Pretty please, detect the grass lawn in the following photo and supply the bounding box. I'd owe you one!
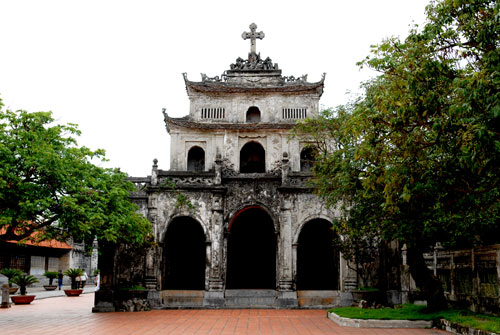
[329,304,500,333]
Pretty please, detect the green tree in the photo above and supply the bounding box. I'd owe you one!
[293,0,499,310]
[0,101,152,247]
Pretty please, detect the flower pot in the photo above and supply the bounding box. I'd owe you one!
[11,295,36,304]
[8,287,18,295]
[43,285,58,291]
[64,289,83,297]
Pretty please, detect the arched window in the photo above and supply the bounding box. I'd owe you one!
[300,147,316,172]
[240,142,265,173]
[187,146,205,172]
[246,106,261,123]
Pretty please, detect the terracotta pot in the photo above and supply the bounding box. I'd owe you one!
[8,287,18,295]
[43,285,58,291]
[11,295,36,304]
[64,289,83,297]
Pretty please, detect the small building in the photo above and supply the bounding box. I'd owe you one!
[0,235,98,286]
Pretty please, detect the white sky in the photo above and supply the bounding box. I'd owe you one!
[0,0,430,177]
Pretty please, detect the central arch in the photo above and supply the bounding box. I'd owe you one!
[226,206,276,289]
[163,217,206,290]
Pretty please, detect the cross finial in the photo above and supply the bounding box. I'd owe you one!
[242,23,265,56]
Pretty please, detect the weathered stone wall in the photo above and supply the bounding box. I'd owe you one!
[188,93,320,123]
[127,171,344,297]
[169,128,306,172]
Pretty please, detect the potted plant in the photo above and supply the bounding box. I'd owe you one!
[43,271,58,290]
[0,268,23,294]
[63,268,83,296]
[10,273,39,304]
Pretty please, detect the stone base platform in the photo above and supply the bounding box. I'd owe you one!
[153,290,354,309]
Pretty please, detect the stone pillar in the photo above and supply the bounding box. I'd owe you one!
[1,284,10,309]
[204,192,225,307]
[92,243,116,312]
[145,192,159,291]
[281,152,289,185]
[400,244,411,304]
[214,153,222,185]
[151,159,158,186]
[277,194,297,307]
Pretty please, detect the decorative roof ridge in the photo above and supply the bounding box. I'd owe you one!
[182,72,326,87]
[163,112,297,132]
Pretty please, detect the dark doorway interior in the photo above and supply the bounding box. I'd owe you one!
[296,219,339,290]
[163,217,206,290]
[226,207,276,289]
[246,106,261,122]
[240,142,265,173]
[300,147,316,172]
[187,146,205,172]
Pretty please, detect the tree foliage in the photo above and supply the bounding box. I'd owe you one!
[293,0,499,309]
[0,101,152,246]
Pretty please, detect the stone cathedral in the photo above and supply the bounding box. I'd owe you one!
[96,24,358,310]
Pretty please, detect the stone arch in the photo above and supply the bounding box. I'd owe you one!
[240,141,265,173]
[226,205,277,289]
[162,216,207,290]
[295,218,339,290]
[293,214,333,244]
[160,212,210,243]
[187,146,205,172]
[225,202,278,234]
[246,106,261,122]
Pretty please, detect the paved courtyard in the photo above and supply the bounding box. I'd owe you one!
[0,293,451,335]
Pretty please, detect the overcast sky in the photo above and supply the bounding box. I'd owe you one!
[0,0,431,177]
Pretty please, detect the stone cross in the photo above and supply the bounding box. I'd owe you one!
[242,23,264,55]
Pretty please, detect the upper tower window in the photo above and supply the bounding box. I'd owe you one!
[201,107,225,120]
[187,146,205,172]
[246,106,261,123]
[240,141,265,173]
[283,108,307,120]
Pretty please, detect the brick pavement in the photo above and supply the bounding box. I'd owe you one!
[0,293,451,335]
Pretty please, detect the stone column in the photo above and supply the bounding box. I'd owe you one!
[145,192,159,290]
[204,192,225,307]
[1,284,10,309]
[214,153,222,185]
[281,152,289,185]
[92,243,116,312]
[277,194,297,307]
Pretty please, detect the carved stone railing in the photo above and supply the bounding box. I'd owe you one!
[156,171,216,188]
[127,177,151,197]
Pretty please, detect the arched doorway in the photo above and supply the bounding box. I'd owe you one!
[163,217,206,289]
[296,219,339,290]
[187,146,205,172]
[240,142,265,173]
[226,207,276,289]
[246,106,261,122]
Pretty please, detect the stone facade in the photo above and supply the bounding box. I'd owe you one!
[95,24,358,311]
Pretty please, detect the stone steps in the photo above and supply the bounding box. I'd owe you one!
[224,289,277,307]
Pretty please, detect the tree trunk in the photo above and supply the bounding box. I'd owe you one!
[406,246,447,311]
